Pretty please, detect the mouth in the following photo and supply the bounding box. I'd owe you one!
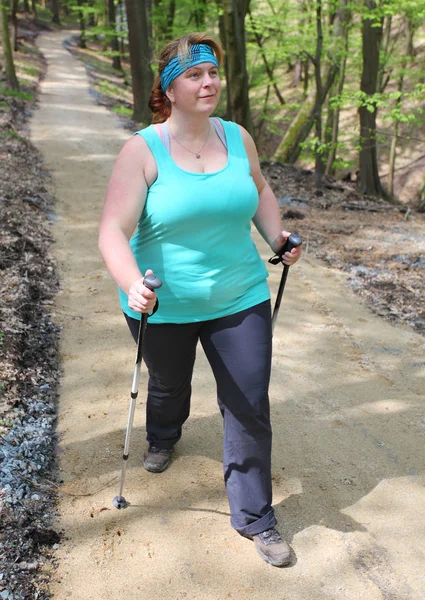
[199,94,215,99]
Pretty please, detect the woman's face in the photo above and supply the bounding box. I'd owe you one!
[166,62,221,115]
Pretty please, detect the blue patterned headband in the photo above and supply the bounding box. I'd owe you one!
[160,44,219,92]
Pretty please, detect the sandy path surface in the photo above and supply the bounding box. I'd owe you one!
[30,31,425,600]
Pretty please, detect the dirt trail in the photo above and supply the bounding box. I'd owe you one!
[31,31,425,600]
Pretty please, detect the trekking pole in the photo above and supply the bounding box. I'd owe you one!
[269,233,303,334]
[113,273,162,509]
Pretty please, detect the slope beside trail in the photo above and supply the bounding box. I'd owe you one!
[30,30,425,600]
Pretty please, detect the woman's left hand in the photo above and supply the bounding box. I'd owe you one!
[271,231,303,266]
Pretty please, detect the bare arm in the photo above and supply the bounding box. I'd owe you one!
[239,126,302,265]
[98,135,156,312]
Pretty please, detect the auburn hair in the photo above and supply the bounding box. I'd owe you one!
[148,32,223,124]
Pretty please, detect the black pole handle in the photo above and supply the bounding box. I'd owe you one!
[135,274,162,364]
[270,234,302,333]
[269,233,303,265]
[143,273,162,291]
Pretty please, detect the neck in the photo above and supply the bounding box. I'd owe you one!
[167,112,211,140]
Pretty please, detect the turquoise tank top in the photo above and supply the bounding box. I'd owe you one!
[119,118,270,324]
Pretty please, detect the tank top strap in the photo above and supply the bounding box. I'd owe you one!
[158,119,227,154]
[217,119,249,162]
[134,125,167,155]
[159,122,171,153]
[134,120,248,166]
[210,117,227,149]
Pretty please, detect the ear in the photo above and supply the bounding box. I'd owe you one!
[166,85,175,104]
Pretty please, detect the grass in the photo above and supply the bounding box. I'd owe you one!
[22,66,40,77]
[0,130,28,142]
[0,86,33,102]
[111,105,133,117]
[96,78,126,97]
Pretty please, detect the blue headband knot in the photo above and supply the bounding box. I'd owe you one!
[160,44,219,92]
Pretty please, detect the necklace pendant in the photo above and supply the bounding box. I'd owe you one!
[196,154,201,159]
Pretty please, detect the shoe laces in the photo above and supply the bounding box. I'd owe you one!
[256,528,283,545]
[149,446,170,455]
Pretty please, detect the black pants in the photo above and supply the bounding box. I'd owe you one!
[124,300,276,535]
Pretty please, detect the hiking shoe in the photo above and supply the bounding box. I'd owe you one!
[252,528,291,567]
[143,445,172,473]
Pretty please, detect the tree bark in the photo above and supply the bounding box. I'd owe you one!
[152,0,175,47]
[0,0,19,91]
[50,0,60,24]
[324,0,351,175]
[388,17,415,197]
[313,0,324,188]
[11,0,18,52]
[192,0,206,29]
[107,0,122,70]
[273,56,338,164]
[247,8,285,105]
[125,0,153,124]
[219,0,254,136]
[76,0,86,48]
[358,0,385,197]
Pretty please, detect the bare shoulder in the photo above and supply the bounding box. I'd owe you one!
[117,131,157,187]
[237,124,259,160]
[118,132,150,161]
[237,124,261,167]
[237,124,255,146]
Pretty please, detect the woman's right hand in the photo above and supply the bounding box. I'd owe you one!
[128,270,158,313]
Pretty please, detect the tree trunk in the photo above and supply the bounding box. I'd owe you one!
[107,0,122,71]
[378,15,392,93]
[77,0,86,48]
[152,0,175,47]
[192,0,206,29]
[292,0,309,90]
[11,0,18,52]
[388,19,415,197]
[219,0,254,136]
[358,0,385,198]
[31,0,37,17]
[248,7,285,105]
[273,57,338,164]
[418,181,425,212]
[50,0,60,24]
[0,1,19,91]
[324,0,351,175]
[313,0,324,188]
[291,58,302,87]
[125,0,153,124]
[88,0,96,27]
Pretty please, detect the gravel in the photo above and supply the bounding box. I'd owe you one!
[1,22,62,597]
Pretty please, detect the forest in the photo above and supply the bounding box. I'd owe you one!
[1,2,425,598]
[3,0,425,207]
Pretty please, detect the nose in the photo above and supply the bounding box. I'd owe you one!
[202,72,213,86]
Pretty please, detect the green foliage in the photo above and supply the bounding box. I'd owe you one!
[0,85,33,101]
[58,0,425,179]
[32,6,53,23]
[0,129,27,142]
[111,105,132,117]
[97,79,124,96]
[22,66,40,77]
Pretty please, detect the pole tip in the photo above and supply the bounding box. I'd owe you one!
[113,495,127,509]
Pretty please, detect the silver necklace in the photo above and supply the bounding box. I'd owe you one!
[169,124,210,159]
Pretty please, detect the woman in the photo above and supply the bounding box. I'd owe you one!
[99,32,302,567]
